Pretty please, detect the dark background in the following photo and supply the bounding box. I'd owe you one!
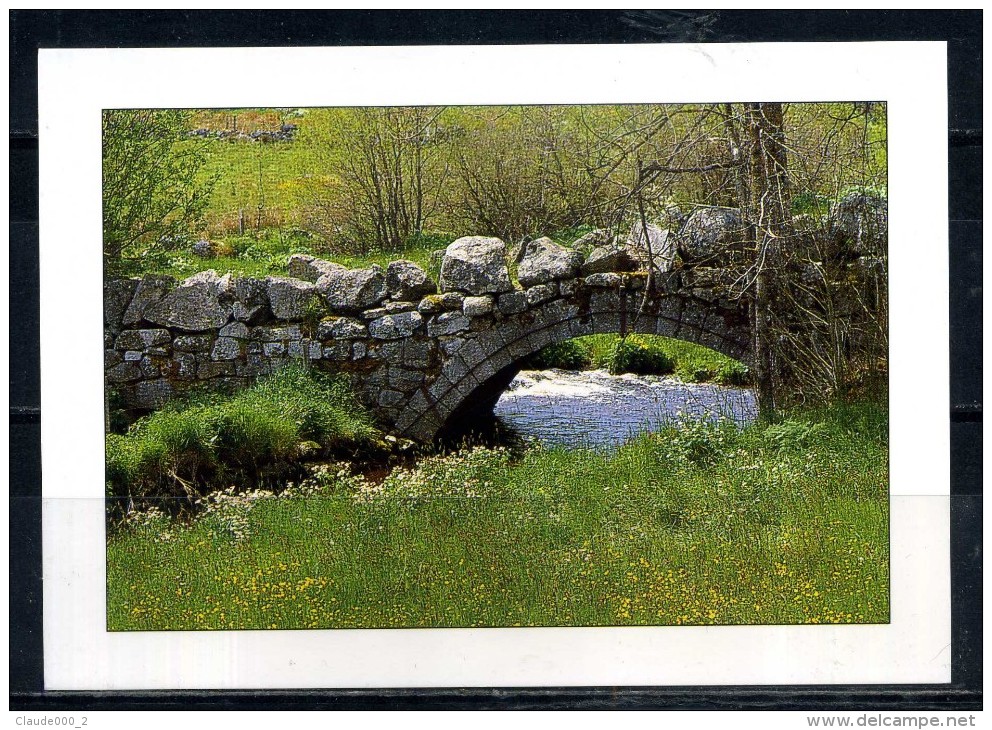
[9,9,982,710]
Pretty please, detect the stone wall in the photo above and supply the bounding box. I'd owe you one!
[106,197,886,440]
[105,229,755,438]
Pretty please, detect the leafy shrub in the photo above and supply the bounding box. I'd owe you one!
[716,362,751,386]
[525,339,592,370]
[655,416,739,467]
[608,336,675,376]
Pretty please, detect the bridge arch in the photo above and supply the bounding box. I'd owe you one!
[394,288,752,442]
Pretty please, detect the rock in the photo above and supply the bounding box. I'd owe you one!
[386,260,437,301]
[368,312,424,340]
[123,351,142,362]
[104,279,139,333]
[403,340,433,369]
[388,367,425,392]
[115,329,171,351]
[317,265,388,312]
[216,273,237,303]
[138,355,160,378]
[171,353,197,380]
[677,207,747,264]
[427,311,471,337]
[517,237,584,287]
[287,254,346,282]
[173,334,213,353]
[584,272,622,288]
[266,276,319,320]
[439,236,513,295]
[219,321,249,339]
[360,307,389,321]
[132,379,174,409]
[122,275,175,326]
[211,337,242,361]
[417,295,445,316]
[263,342,286,357]
[558,278,579,297]
[440,292,465,310]
[462,295,495,317]
[854,255,887,279]
[828,193,887,257]
[317,317,367,340]
[183,270,223,290]
[106,363,143,383]
[626,222,676,272]
[377,389,406,408]
[572,228,613,254]
[322,342,352,361]
[252,324,303,342]
[525,283,557,306]
[232,302,264,324]
[192,239,215,258]
[384,301,417,314]
[197,362,235,378]
[497,291,529,315]
[234,277,269,306]
[145,276,229,331]
[352,342,368,360]
[581,243,639,275]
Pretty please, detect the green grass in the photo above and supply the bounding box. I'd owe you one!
[107,400,888,629]
[106,366,379,507]
[528,333,750,385]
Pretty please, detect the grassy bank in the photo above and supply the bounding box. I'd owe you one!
[527,334,750,385]
[107,400,888,629]
[106,366,380,513]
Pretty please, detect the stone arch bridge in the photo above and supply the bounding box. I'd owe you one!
[105,233,753,442]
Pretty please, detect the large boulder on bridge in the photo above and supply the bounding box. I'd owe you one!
[439,236,513,295]
[317,265,388,312]
[581,242,640,275]
[145,272,230,331]
[626,222,676,273]
[386,260,437,301]
[677,207,749,265]
[266,276,320,320]
[517,237,584,286]
[827,192,887,258]
[287,254,346,282]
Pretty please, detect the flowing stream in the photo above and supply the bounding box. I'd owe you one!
[493,368,757,450]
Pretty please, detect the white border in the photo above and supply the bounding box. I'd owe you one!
[39,42,950,689]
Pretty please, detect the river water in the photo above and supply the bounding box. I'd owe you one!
[493,369,757,450]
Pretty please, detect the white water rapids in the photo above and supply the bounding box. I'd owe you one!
[493,368,757,449]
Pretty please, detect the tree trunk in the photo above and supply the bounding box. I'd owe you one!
[742,102,790,421]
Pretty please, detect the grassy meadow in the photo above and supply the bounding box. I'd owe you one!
[107,397,888,630]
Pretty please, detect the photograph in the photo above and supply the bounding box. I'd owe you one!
[101,101,891,631]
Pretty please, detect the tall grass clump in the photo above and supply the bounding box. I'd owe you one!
[105,366,378,511]
[607,335,676,375]
[523,339,592,370]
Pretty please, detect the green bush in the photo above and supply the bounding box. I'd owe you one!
[716,362,751,386]
[608,336,675,376]
[526,339,592,370]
